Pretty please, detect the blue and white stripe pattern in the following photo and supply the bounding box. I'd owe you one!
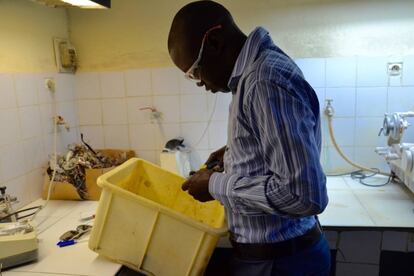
[209,27,328,243]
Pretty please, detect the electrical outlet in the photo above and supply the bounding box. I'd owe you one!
[387,62,403,76]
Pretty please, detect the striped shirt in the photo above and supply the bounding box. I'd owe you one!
[209,27,328,244]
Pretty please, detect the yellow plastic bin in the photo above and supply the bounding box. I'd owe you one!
[88,158,227,276]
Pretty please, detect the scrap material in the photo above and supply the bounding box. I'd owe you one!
[47,143,128,199]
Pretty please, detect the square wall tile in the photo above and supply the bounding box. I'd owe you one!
[78,100,102,125]
[14,73,38,107]
[79,126,105,149]
[181,122,209,150]
[355,117,387,147]
[382,231,409,252]
[129,124,156,150]
[127,97,153,124]
[180,94,208,122]
[155,123,181,150]
[326,57,356,87]
[295,58,325,88]
[327,117,354,147]
[0,142,27,182]
[75,73,101,99]
[153,95,180,123]
[324,231,338,249]
[326,88,356,117]
[27,168,44,201]
[22,136,45,171]
[354,147,389,172]
[4,175,30,210]
[102,98,128,125]
[356,87,387,117]
[336,263,379,276]
[323,146,355,173]
[100,71,125,98]
[103,125,130,149]
[125,69,152,97]
[179,76,205,95]
[357,57,388,87]
[0,73,17,109]
[403,55,414,86]
[0,109,21,146]
[39,104,54,134]
[337,231,382,264]
[19,106,42,139]
[151,67,180,95]
[55,74,75,102]
[388,87,414,112]
[207,93,232,122]
[314,87,325,112]
[208,121,228,149]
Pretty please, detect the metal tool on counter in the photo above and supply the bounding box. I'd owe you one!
[57,224,92,247]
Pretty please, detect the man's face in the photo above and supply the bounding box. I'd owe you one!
[169,42,230,93]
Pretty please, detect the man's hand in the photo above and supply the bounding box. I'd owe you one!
[182,169,215,202]
[205,146,226,171]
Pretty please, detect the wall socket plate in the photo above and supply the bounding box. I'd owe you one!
[387,62,403,76]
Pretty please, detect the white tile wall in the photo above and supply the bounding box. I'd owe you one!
[356,87,387,117]
[103,125,130,149]
[180,94,208,122]
[125,69,152,97]
[357,57,389,87]
[79,125,105,149]
[69,55,414,173]
[326,57,356,87]
[295,58,325,87]
[15,74,38,107]
[0,74,17,109]
[151,67,180,95]
[102,98,128,125]
[100,72,125,98]
[403,55,414,86]
[326,88,356,117]
[75,72,100,99]
[0,72,78,207]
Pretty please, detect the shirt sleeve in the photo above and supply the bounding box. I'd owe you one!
[208,80,328,217]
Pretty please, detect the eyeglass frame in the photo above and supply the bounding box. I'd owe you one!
[185,24,223,81]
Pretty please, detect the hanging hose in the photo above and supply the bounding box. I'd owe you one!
[30,115,59,221]
[325,100,391,177]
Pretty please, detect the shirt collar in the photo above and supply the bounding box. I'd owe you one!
[227,27,271,92]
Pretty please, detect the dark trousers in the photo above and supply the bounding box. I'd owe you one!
[230,235,331,276]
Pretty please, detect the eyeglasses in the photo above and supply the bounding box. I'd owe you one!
[185,25,222,81]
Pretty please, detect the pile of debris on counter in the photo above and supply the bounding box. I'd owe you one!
[47,143,129,200]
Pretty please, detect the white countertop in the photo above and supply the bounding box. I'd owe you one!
[4,176,414,275]
[4,200,121,276]
[320,175,414,228]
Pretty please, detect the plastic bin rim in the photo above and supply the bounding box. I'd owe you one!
[97,158,228,236]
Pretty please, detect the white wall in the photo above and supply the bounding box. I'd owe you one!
[0,0,78,208]
[76,55,414,174]
[68,0,414,71]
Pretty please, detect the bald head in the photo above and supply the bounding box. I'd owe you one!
[168,1,234,60]
[168,1,246,93]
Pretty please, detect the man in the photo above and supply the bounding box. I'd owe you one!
[168,1,330,275]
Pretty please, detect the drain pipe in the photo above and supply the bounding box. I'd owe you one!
[324,99,391,177]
